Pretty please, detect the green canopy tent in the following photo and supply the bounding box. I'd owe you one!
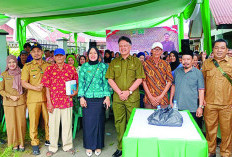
[0,14,10,26]
[0,0,211,53]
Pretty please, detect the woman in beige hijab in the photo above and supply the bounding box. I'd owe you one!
[0,55,26,152]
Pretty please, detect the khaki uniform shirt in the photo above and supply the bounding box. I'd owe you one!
[105,55,145,102]
[21,60,50,104]
[202,56,232,105]
[0,71,26,106]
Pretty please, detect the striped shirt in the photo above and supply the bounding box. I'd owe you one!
[143,58,173,106]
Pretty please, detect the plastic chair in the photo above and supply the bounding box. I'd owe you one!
[26,108,30,131]
[26,117,30,131]
[1,114,6,132]
[72,99,83,139]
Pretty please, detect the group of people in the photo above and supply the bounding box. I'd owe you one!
[0,36,232,157]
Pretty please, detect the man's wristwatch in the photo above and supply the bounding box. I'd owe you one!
[129,90,133,95]
[199,105,204,109]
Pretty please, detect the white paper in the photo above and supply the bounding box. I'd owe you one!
[65,80,77,95]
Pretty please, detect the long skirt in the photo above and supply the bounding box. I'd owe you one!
[82,98,105,150]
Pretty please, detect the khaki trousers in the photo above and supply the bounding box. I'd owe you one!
[3,105,26,147]
[113,100,140,150]
[204,104,232,157]
[48,107,73,153]
[27,102,49,146]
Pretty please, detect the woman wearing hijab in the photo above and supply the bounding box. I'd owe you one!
[66,55,78,69]
[77,55,86,74]
[137,52,145,63]
[98,53,104,63]
[46,57,55,65]
[104,50,112,64]
[0,55,26,152]
[169,50,182,76]
[144,51,150,60]
[78,47,111,156]
[66,54,80,125]
[115,52,120,58]
[136,52,146,108]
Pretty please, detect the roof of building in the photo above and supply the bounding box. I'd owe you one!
[210,0,232,25]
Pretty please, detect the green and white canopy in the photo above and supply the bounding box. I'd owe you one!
[1,0,195,34]
[0,0,211,53]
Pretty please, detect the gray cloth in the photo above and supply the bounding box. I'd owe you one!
[173,67,204,112]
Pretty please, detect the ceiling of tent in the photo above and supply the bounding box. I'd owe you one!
[0,14,10,26]
[188,3,216,39]
[0,0,192,34]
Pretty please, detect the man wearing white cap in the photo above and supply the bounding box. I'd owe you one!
[142,42,173,109]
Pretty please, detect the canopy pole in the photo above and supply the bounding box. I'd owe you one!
[173,15,178,26]
[200,0,212,55]
[74,33,78,54]
[16,18,27,51]
[178,13,184,52]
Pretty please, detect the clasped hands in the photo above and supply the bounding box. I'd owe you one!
[9,95,20,101]
[80,96,111,109]
[118,90,130,101]
[148,95,162,107]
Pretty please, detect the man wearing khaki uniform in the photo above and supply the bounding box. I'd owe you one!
[202,39,232,157]
[21,43,50,155]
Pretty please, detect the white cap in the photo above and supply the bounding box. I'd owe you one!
[151,42,163,50]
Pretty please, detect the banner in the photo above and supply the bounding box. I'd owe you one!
[106,26,179,54]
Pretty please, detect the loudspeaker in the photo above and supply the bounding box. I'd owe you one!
[89,42,97,48]
[181,39,190,53]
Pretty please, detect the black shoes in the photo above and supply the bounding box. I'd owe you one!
[45,140,50,146]
[112,149,122,157]
[0,139,6,144]
[32,145,40,155]
[208,153,216,157]
[45,140,61,147]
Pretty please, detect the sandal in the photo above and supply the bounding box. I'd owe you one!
[46,151,55,157]
[12,147,19,152]
[66,148,75,155]
[19,146,25,152]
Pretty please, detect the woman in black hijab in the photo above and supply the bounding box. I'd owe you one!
[78,47,111,156]
[104,50,112,64]
[169,50,182,75]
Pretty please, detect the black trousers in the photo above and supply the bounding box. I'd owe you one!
[190,112,203,129]
[82,98,105,150]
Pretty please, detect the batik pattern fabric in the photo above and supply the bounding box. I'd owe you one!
[143,58,173,106]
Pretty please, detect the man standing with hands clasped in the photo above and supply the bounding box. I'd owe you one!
[143,42,173,109]
[41,48,78,156]
[21,43,50,155]
[106,36,145,157]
